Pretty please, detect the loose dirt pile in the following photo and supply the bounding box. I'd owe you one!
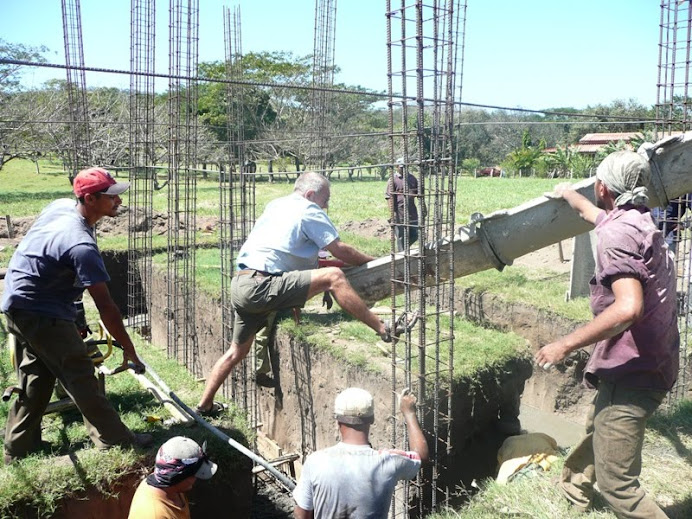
[0,207,219,241]
[339,218,389,239]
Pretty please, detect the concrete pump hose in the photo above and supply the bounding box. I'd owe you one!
[141,362,296,491]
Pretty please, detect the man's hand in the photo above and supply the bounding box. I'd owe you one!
[544,182,574,199]
[534,340,571,370]
[399,388,417,417]
[123,349,146,374]
[398,387,429,462]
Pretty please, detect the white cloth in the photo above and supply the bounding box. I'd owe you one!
[292,442,421,518]
[596,151,651,207]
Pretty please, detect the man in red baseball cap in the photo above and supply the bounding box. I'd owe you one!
[1,166,152,464]
[73,167,130,198]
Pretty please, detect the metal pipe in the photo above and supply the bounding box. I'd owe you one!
[141,362,297,491]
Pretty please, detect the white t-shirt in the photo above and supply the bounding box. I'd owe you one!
[293,442,421,518]
[236,193,339,273]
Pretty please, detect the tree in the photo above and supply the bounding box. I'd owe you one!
[0,40,49,169]
[0,39,48,92]
[502,130,545,176]
[461,157,480,176]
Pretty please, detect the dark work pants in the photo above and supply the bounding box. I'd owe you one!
[560,382,668,518]
[4,310,133,460]
[394,224,419,252]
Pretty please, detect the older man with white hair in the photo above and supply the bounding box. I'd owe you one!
[197,172,409,415]
[535,150,679,518]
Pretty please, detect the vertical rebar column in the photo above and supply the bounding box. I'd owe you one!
[655,0,692,405]
[309,0,337,172]
[220,4,258,441]
[128,0,156,338]
[61,0,90,180]
[167,0,200,376]
[386,0,464,516]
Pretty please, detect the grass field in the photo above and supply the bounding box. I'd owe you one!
[0,158,564,222]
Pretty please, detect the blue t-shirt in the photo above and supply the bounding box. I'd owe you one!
[1,199,110,321]
[236,192,339,273]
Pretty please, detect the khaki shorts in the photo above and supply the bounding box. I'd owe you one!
[231,270,312,344]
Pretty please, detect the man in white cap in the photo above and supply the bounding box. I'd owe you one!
[128,436,217,519]
[293,387,428,518]
[1,167,151,463]
[535,150,678,518]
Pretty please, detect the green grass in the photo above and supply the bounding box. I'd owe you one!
[276,301,529,383]
[0,160,74,217]
[1,159,566,226]
[430,400,692,519]
[456,266,593,322]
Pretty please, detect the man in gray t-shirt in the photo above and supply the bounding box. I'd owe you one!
[2,167,152,462]
[293,387,428,519]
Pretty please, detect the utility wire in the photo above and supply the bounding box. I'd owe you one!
[0,58,663,122]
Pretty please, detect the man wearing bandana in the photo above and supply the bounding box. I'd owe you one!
[535,151,679,518]
[128,436,217,519]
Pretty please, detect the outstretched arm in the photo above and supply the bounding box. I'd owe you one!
[325,238,375,266]
[400,391,429,462]
[534,275,643,368]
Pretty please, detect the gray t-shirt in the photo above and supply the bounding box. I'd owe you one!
[292,442,421,518]
[1,199,109,321]
[236,192,339,273]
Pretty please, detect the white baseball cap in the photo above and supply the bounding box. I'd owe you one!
[334,387,375,425]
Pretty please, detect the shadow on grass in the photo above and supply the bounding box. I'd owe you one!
[295,310,354,328]
[664,494,692,519]
[648,399,692,466]
[0,190,69,205]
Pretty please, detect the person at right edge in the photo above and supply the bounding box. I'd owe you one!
[535,150,679,518]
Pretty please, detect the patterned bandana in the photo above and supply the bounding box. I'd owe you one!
[146,439,210,489]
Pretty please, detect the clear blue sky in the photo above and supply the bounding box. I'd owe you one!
[3,0,661,110]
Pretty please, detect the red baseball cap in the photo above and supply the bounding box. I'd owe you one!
[73,167,130,197]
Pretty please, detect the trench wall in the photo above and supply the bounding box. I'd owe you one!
[134,259,534,486]
[102,252,598,493]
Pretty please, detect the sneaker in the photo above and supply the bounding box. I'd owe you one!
[195,401,228,418]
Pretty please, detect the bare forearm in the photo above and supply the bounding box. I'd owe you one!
[404,412,429,462]
[326,240,375,266]
[562,189,601,224]
[97,302,137,355]
[561,302,638,353]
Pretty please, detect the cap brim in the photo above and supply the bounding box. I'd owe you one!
[102,182,130,195]
[195,459,218,480]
